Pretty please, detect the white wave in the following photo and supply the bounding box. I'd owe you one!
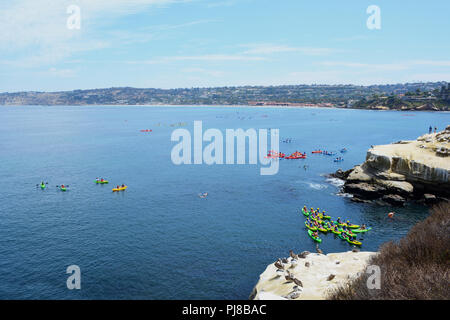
[308,183,328,190]
[326,177,345,187]
[337,192,353,198]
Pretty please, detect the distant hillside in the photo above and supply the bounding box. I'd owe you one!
[351,84,450,111]
[0,82,448,108]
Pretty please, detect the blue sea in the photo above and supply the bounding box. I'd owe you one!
[0,105,448,299]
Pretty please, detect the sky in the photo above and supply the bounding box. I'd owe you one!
[0,0,449,92]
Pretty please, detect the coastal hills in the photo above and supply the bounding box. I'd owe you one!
[0,82,448,110]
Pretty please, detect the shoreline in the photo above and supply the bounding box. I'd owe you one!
[1,104,449,113]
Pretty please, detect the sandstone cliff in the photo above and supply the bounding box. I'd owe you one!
[334,125,450,206]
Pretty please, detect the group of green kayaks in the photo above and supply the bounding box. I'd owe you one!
[302,206,372,246]
[38,182,67,192]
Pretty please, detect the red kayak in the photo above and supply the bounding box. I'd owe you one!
[312,150,322,154]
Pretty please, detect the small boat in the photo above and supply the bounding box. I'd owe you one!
[338,233,348,241]
[113,186,128,192]
[60,186,67,191]
[40,184,46,190]
[301,208,310,217]
[305,221,317,231]
[307,230,322,243]
[330,228,341,235]
[340,148,347,153]
[336,222,360,229]
[347,238,362,246]
[334,158,344,162]
[317,225,328,233]
[352,227,372,233]
[95,180,109,184]
[311,150,322,154]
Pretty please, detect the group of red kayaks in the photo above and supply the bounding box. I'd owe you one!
[266,148,347,160]
[301,206,372,246]
[266,150,306,159]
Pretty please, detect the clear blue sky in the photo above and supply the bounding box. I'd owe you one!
[1,0,449,92]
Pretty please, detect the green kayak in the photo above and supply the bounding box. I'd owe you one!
[301,208,310,217]
[338,233,348,241]
[40,184,46,189]
[308,229,322,243]
[60,187,67,191]
[352,227,372,233]
[95,180,109,184]
[305,221,317,231]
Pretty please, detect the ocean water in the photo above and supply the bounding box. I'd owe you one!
[0,105,448,299]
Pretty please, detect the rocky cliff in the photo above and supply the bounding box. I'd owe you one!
[334,125,450,206]
[250,251,377,300]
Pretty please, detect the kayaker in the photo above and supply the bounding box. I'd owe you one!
[101,178,104,182]
[116,185,120,189]
[388,212,395,218]
[121,184,125,188]
[361,224,367,230]
[61,184,65,188]
[337,217,342,224]
[96,177,99,182]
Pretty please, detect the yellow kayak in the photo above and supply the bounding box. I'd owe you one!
[112,186,128,192]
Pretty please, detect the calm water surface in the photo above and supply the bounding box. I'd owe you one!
[0,106,448,299]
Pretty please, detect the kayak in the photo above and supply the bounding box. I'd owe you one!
[344,230,356,237]
[330,228,341,235]
[338,232,350,241]
[336,222,360,229]
[60,187,67,192]
[334,159,344,162]
[317,225,328,233]
[347,238,362,246]
[311,150,322,154]
[307,230,322,243]
[112,186,128,192]
[305,221,317,231]
[301,208,310,217]
[318,214,331,220]
[352,227,372,233]
[40,184,46,189]
[95,180,109,184]
[310,216,325,224]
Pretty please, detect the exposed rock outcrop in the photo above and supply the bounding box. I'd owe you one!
[335,126,450,206]
[251,251,377,300]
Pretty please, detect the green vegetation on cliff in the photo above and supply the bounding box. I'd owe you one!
[328,202,450,300]
[352,84,450,111]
